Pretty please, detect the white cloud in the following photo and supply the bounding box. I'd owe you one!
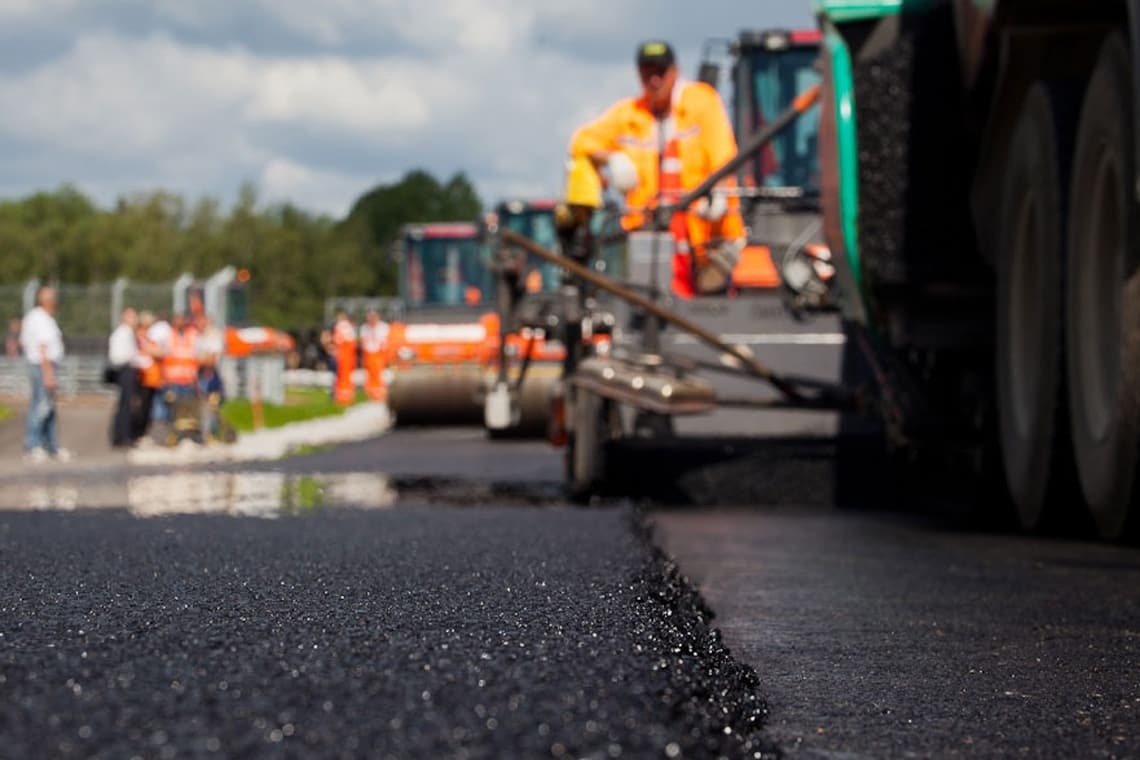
[260,157,378,216]
[0,0,79,17]
[0,0,814,214]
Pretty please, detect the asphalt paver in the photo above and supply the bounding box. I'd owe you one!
[0,505,776,759]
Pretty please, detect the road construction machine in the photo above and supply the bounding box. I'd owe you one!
[483,199,576,437]
[484,198,625,439]
[384,222,496,426]
[698,27,838,314]
[813,0,1140,540]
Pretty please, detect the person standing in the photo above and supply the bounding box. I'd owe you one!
[193,312,226,442]
[133,311,163,442]
[359,309,389,402]
[146,312,174,425]
[332,311,357,406]
[107,307,139,448]
[5,318,20,358]
[161,313,201,409]
[19,286,69,463]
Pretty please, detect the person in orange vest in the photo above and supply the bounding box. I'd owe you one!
[332,310,358,405]
[160,313,201,426]
[133,311,164,442]
[567,40,746,297]
[358,309,389,402]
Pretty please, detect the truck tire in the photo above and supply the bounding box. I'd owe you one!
[1066,32,1140,541]
[995,82,1080,532]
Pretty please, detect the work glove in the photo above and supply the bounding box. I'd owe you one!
[606,152,639,193]
[692,193,728,221]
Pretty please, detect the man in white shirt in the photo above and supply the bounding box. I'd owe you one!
[19,286,69,462]
[107,307,139,448]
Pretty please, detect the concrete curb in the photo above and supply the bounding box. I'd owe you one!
[127,402,393,467]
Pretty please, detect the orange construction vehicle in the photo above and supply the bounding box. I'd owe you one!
[383,222,492,425]
[385,217,574,433]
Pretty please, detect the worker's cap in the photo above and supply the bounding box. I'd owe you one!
[636,40,676,70]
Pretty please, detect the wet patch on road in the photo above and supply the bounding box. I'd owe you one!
[0,471,399,517]
[0,471,584,515]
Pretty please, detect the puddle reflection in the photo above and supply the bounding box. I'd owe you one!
[0,471,398,517]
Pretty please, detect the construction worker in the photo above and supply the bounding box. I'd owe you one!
[160,313,201,431]
[566,40,746,297]
[359,309,389,402]
[134,311,164,442]
[332,310,357,405]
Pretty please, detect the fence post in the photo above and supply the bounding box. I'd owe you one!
[204,267,236,327]
[22,278,40,314]
[172,273,194,317]
[111,277,128,331]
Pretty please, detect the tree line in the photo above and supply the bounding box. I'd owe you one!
[0,169,483,327]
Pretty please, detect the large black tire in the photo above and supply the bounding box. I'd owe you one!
[1066,33,1140,541]
[995,82,1080,532]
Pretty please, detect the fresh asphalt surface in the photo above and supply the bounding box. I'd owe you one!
[2,294,1138,759]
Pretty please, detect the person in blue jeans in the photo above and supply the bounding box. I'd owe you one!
[19,286,70,463]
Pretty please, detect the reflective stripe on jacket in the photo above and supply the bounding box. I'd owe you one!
[567,80,745,241]
[162,329,199,386]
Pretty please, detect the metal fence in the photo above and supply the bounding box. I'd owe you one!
[0,284,27,325]
[121,278,181,323]
[56,281,116,340]
[323,297,404,326]
[0,273,285,403]
[0,356,115,398]
[0,356,286,404]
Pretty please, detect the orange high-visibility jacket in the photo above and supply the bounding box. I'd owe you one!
[162,329,199,386]
[567,80,744,236]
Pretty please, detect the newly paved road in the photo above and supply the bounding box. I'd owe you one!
[1,294,1138,758]
[1,505,773,760]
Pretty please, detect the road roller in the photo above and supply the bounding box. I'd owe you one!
[385,222,496,426]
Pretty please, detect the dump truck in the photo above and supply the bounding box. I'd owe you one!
[698,27,837,311]
[814,0,1139,539]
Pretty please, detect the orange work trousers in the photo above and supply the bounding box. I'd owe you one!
[362,350,387,401]
[334,343,357,405]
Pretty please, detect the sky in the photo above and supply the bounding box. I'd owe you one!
[0,0,815,219]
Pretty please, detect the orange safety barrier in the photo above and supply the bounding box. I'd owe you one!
[732,245,781,289]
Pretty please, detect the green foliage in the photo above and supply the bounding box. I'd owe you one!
[338,169,485,296]
[0,171,484,327]
[219,386,367,432]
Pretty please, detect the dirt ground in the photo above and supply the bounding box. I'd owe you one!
[0,393,127,476]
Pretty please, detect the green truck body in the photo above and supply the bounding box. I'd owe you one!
[815,0,1140,539]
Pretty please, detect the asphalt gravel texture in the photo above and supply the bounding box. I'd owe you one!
[0,505,777,759]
